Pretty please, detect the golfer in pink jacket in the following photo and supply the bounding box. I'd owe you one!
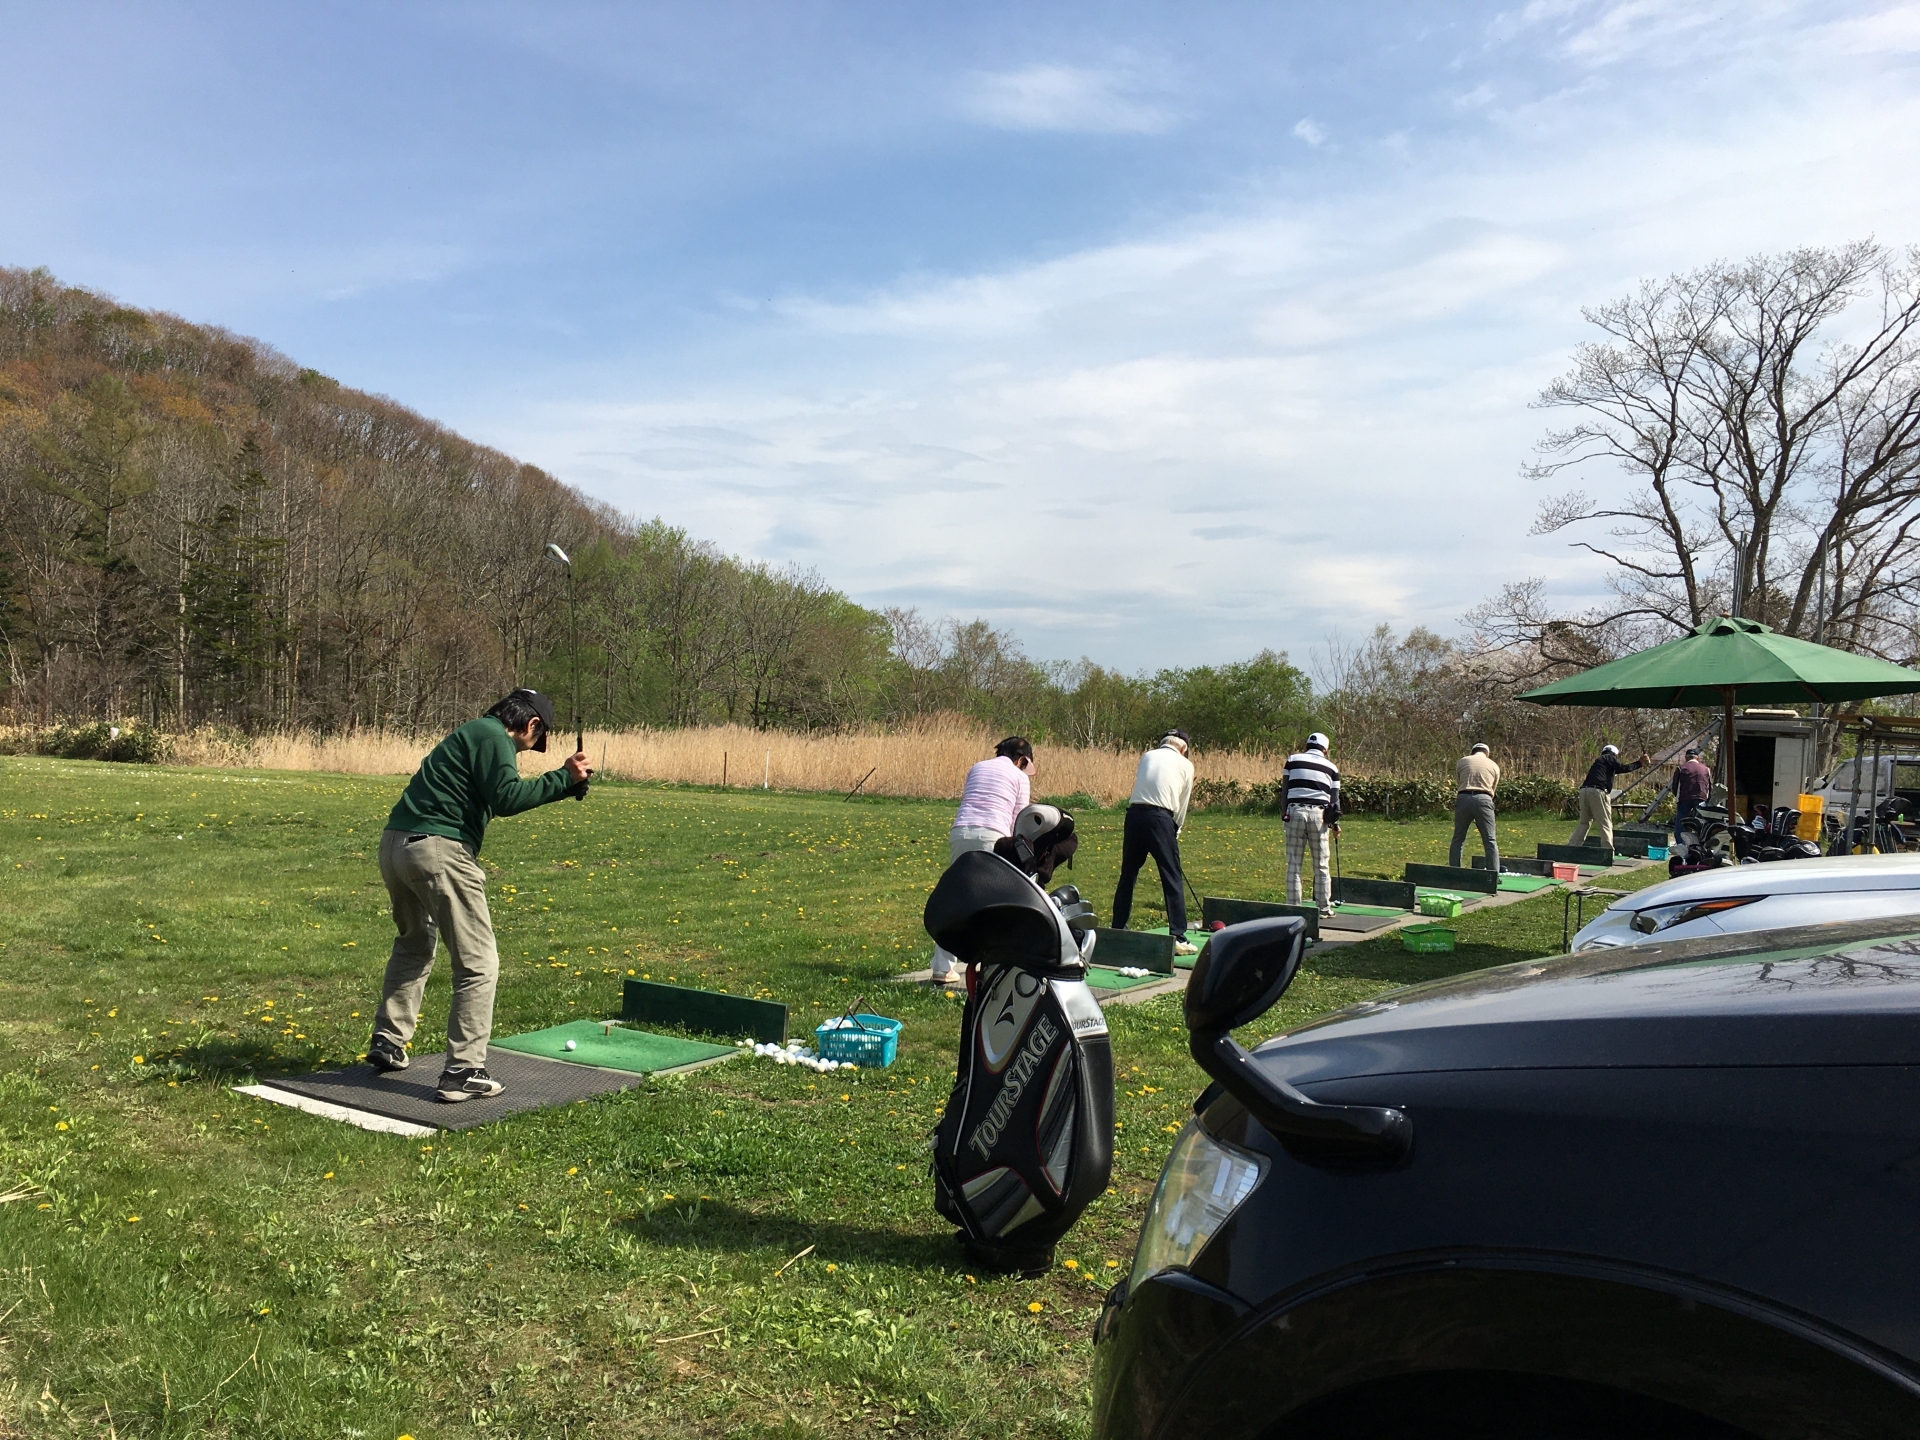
[930,737,1035,983]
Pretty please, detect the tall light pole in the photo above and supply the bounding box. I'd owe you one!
[546,543,585,800]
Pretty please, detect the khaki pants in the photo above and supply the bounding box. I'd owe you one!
[1569,787,1615,850]
[374,829,499,1069]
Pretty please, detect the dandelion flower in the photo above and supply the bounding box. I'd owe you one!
[323,1172,334,1180]
[567,1166,578,1175]
[55,1121,68,1131]
[127,1215,140,1223]
[1063,1259,1079,1270]
[1027,1301,1043,1313]
[133,1055,144,1065]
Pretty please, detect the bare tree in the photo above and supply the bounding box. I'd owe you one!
[1520,243,1920,661]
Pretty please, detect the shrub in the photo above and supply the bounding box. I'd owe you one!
[1192,772,1587,818]
[33,721,171,764]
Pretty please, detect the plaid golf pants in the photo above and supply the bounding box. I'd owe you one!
[1285,806,1332,912]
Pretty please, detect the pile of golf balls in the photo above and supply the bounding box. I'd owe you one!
[1113,966,1152,978]
[740,1039,849,1072]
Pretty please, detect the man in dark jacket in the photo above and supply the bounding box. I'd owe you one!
[368,689,592,1102]
[1570,743,1651,851]
[1671,746,1714,842]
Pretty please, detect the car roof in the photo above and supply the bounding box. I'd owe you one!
[1611,852,1920,909]
[1255,913,1920,1080]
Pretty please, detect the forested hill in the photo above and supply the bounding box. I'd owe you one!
[0,266,894,736]
[0,266,1632,770]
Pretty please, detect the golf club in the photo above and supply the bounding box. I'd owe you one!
[1183,868,1205,935]
[545,542,587,802]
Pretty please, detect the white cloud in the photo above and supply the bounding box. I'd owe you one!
[1292,117,1328,146]
[483,4,1920,667]
[959,62,1176,134]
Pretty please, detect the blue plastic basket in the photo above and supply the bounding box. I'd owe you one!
[1648,845,1671,861]
[815,1013,902,1068]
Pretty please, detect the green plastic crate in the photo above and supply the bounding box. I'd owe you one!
[1401,924,1457,954]
[1416,892,1465,918]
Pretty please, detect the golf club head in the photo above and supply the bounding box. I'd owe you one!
[546,542,571,566]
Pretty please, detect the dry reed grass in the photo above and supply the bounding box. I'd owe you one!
[96,715,1296,806]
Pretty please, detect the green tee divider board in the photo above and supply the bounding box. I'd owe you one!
[493,1020,736,1075]
[1497,874,1562,893]
[1092,928,1175,973]
[622,979,788,1044]
[1201,897,1321,942]
[1473,855,1554,876]
[1538,842,1616,867]
[1085,966,1170,992]
[1404,862,1499,895]
[1609,834,1669,858]
[1333,876,1417,910]
[1614,823,1671,843]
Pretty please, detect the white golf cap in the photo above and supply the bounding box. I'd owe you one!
[1307,732,1330,751]
[1471,742,1491,754]
[1602,743,1619,755]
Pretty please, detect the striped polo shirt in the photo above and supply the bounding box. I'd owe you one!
[1282,749,1342,822]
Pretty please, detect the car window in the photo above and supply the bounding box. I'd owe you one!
[1898,764,1920,792]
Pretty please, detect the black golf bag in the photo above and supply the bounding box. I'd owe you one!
[924,850,1114,1274]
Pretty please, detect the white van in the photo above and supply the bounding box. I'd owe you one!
[1803,755,1920,830]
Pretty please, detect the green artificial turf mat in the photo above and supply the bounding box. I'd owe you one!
[491,1020,736,1075]
[1330,902,1404,917]
[1084,966,1168,991]
[1497,874,1562,893]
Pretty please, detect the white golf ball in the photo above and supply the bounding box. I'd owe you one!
[564,1039,577,1051]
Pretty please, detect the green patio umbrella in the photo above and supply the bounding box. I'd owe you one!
[1518,616,1920,791]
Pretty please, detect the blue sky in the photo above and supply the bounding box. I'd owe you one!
[7,1,1920,672]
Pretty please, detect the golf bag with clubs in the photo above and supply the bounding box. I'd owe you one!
[1671,803,1735,873]
[1732,806,1822,863]
[924,849,1114,1274]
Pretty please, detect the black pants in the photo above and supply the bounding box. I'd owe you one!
[1113,803,1186,938]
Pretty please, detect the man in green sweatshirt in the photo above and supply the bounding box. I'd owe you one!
[368,688,593,1102]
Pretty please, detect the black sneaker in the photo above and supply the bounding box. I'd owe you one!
[436,1066,504,1103]
[367,1036,409,1072]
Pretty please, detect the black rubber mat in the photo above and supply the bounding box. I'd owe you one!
[260,1047,644,1131]
[1318,911,1401,934]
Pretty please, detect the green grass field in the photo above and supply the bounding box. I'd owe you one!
[0,757,1668,1439]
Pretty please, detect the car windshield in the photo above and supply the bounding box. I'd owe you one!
[1281,913,1920,1034]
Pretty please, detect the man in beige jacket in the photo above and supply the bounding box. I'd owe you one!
[1450,742,1500,872]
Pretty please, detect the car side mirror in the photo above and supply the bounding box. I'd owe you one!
[1185,917,1305,1033]
[1186,918,1412,1165]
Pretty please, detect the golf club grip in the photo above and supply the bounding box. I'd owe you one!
[573,726,586,800]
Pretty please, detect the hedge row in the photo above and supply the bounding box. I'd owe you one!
[0,721,172,764]
[1192,774,1602,819]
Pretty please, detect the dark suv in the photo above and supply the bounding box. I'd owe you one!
[1092,915,1920,1440]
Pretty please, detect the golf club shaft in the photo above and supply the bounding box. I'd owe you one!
[570,563,586,801]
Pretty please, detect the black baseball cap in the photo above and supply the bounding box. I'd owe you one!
[491,688,556,752]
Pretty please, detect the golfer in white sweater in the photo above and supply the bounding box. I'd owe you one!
[1111,730,1197,956]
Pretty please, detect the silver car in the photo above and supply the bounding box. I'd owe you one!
[1570,852,1920,949]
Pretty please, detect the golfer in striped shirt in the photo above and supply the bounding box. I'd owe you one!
[1283,733,1341,915]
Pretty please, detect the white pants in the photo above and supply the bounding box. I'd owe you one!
[931,827,1003,976]
[1285,807,1332,913]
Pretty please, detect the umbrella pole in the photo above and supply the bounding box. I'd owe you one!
[1720,688,1736,810]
